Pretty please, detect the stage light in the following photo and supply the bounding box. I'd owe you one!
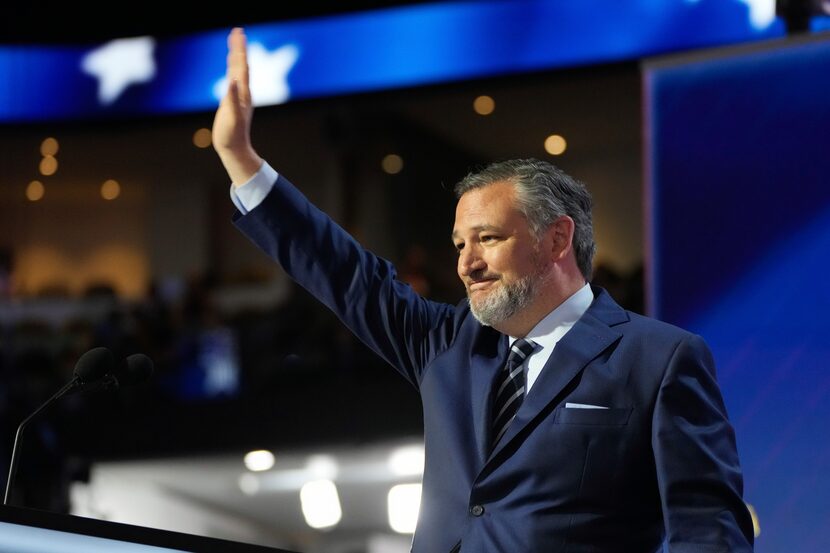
[473,95,495,115]
[388,483,421,534]
[300,480,342,529]
[101,179,121,201]
[39,155,58,176]
[544,134,567,155]
[388,445,424,476]
[746,502,761,538]
[306,454,339,479]
[244,450,275,472]
[26,180,45,202]
[382,154,404,175]
[40,137,59,156]
[193,128,212,148]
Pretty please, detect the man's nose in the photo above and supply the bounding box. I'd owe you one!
[458,247,485,277]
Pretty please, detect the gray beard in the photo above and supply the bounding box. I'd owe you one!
[468,273,538,327]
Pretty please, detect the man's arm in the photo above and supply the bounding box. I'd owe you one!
[652,334,755,552]
[212,27,263,186]
[210,27,458,385]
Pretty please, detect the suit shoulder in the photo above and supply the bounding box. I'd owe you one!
[621,310,708,349]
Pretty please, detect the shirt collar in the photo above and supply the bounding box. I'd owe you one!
[510,282,594,352]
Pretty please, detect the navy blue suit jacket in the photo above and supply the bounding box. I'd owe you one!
[235,174,754,552]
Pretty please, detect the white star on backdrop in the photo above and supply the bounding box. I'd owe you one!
[738,0,777,29]
[213,42,300,106]
[81,37,157,105]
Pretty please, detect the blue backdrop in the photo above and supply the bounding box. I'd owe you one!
[1,0,784,122]
[646,34,830,553]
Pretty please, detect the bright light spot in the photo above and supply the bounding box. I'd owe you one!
[473,95,495,115]
[746,503,761,537]
[739,0,777,29]
[382,154,404,175]
[244,450,275,472]
[26,181,45,202]
[101,179,121,201]
[193,128,212,149]
[685,0,776,29]
[388,445,424,476]
[200,327,240,396]
[40,137,59,156]
[300,480,342,529]
[388,483,421,534]
[544,134,567,156]
[81,37,156,105]
[306,455,338,480]
[213,42,299,107]
[238,473,261,495]
[39,155,58,176]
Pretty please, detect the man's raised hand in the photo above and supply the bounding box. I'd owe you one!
[213,27,263,186]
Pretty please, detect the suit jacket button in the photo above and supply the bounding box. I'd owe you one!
[470,504,485,517]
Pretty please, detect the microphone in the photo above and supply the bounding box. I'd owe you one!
[3,347,115,505]
[74,353,155,394]
[110,353,154,388]
[75,347,115,383]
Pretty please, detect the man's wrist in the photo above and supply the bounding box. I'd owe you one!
[219,147,263,187]
[229,161,278,214]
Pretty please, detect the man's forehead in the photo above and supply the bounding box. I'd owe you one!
[455,181,520,216]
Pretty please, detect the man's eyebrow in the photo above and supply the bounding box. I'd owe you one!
[451,225,500,241]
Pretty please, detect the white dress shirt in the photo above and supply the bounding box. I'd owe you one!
[229,161,277,214]
[515,283,593,394]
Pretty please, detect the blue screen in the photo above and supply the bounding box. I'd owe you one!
[646,35,830,553]
[0,0,785,122]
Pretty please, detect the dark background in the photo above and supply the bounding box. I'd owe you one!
[0,2,443,44]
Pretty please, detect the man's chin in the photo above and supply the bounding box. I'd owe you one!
[467,292,491,314]
[468,298,504,327]
[467,275,538,327]
[469,309,495,327]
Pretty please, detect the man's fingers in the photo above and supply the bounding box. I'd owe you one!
[226,52,250,95]
[228,27,246,49]
[227,28,247,71]
[227,78,239,107]
[225,28,251,106]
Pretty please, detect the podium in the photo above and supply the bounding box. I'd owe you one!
[0,505,298,552]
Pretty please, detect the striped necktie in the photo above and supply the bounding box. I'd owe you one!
[491,338,536,450]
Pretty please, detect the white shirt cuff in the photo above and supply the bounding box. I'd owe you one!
[229,161,279,214]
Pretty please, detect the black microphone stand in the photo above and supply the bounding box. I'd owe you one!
[3,378,81,505]
[2,349,150,507]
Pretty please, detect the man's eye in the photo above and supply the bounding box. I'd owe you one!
[454,243,464,253]
[481,235,496,243]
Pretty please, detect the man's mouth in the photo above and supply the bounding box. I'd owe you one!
[468,277,499,293]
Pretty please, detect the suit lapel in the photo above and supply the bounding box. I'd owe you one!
[488,288,627,460]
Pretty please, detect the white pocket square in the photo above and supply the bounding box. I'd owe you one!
[564,402,609,410]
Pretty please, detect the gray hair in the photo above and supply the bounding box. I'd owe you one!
[454,158,596,280]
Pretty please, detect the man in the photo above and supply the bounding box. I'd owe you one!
[213,28,753,552]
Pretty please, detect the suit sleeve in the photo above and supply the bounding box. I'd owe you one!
[652,334,755,552]
[232,173,457,388]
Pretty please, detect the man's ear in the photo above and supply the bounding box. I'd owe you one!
[548,215,575,261]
